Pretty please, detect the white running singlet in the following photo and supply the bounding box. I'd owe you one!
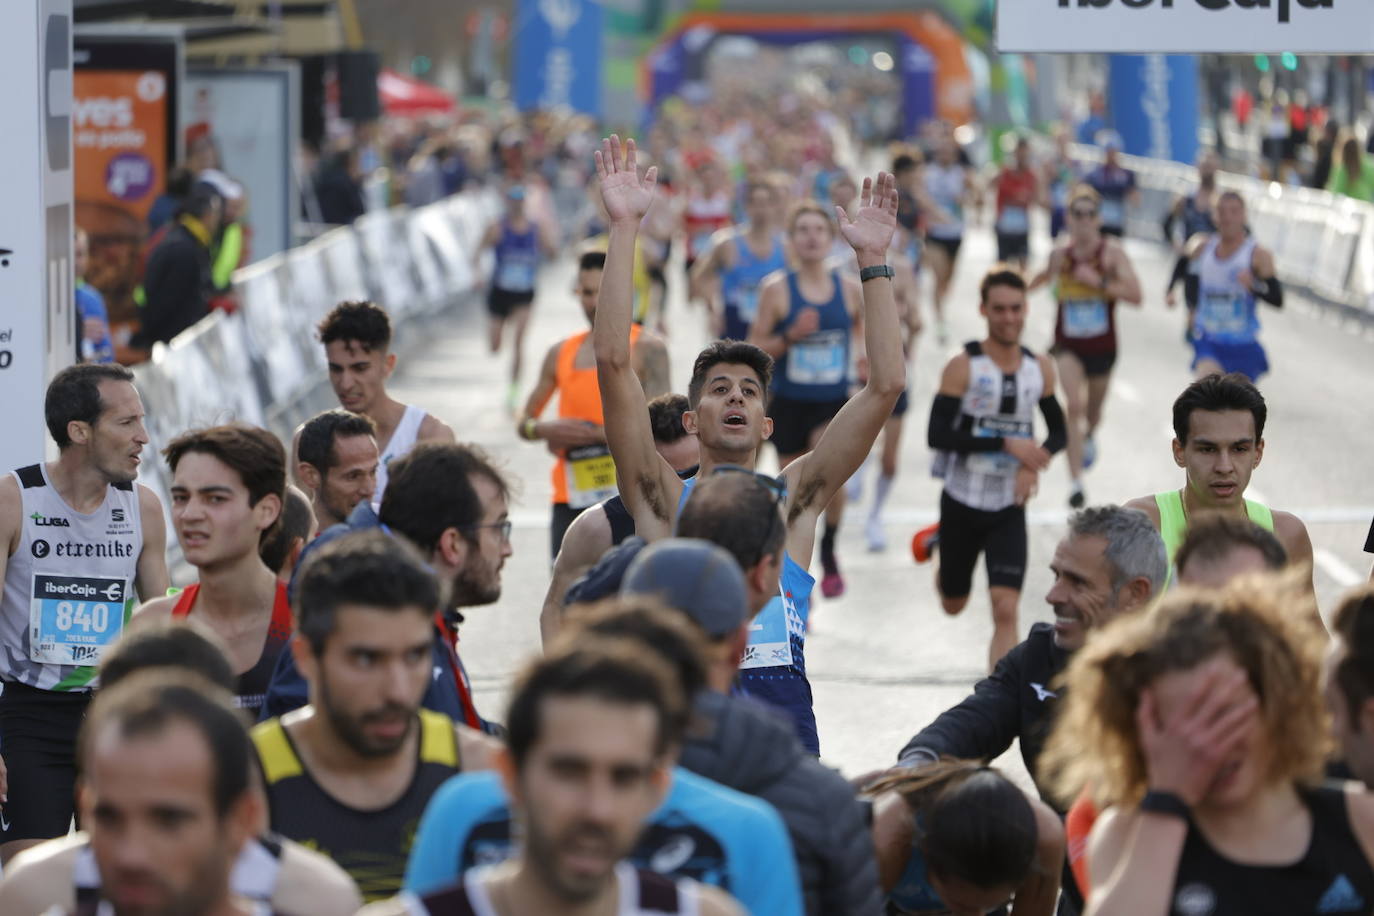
[373,404,428,510]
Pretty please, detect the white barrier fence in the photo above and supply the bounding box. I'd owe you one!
[132,188,501,575]
[1070,144,1374,319]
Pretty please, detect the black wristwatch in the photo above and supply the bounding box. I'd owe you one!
[1140,789,1191,821]
[859,264,894,283]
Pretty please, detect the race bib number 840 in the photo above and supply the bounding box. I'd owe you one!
[29,573,128,666]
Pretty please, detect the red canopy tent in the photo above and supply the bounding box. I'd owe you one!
[377,68,456,116]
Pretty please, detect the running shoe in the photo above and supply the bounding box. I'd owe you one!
[866,516,887,552]
[821,571,845,599]
[936,319,950,346]
[505,381,521,415]
[1082,436,1098,470]
[1068,482,1086,509]
[911,522,940,564]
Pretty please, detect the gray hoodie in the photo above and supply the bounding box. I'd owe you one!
[680,689,883,916]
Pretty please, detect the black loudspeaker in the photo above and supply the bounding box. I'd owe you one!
[300,54,327,150]
[336,50,381,122]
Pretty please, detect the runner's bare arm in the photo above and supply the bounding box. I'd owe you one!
[135,485,170,599]
[1084,806,1186,916]
[416,413,456,444]
[1009,799,1065,916]
[273,839,364,915]
[698,886,746,916]
[592,136,678,539]
[1122,495,1164,529]
[1273,511,1319,613]
[746,273,793,358]
[0,476,20,586]
[784,174,906,542]
[516,343,562,433]
[128,594,177,628]
[632,332,672,399]
[539,507,612,647]
[1028,248,1063,292]
[687,230,726,303]
[455,722,503,772]
[472,222,500,269]
[0,835,81,913]
[1106,242,1144,305]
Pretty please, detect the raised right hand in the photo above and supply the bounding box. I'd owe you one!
[594,135,658,225]
[1004,437,1051,471]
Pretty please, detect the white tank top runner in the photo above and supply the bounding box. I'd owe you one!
[1196,236,1259,342]
[1,464,143,690]
[925,163,966,240]
[373,404,428,510]
[939,344,1044,513]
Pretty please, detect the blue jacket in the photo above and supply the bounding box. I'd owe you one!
[405,768,803,916]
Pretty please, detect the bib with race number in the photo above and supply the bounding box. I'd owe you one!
[1198,292,1252,341]
[1062,298,1110,339]
[740,590,797,670]
[1100,198,1125,227]
[998,206,1030,234]
[496,258,536,293]
[564,444,618,510]
[785,329,848,387]
[727,284,761,323]
[29,573,128,666]
[965,416,1031,476]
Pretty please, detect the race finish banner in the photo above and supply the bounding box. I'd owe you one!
[0,1,75,472]
[997,0,1374,53]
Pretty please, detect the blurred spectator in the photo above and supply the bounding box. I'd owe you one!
[145,167,194,234]
[199,169,250,313]
[129,185,222,354]
[313,148,367,226]
[1076,92,1107,146]
[1311,120,1342,191]
[73,228,114,364]
[1328,134,1374,203]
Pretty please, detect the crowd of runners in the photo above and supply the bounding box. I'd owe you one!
[1,94,1372,916]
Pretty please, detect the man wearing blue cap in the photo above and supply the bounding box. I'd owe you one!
[621,480,883,916]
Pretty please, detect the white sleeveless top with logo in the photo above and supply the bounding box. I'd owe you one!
[373,404,428,510]
[936,342,1044,513]
[394,862,703,915]
[1196,236,1260,345]
[1,464,143,691]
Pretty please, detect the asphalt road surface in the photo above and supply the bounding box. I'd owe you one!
[388,207,1374,786]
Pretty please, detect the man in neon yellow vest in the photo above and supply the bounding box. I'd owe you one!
[1124,372,1315,598]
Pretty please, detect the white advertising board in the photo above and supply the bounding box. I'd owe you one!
[0,1,74,470]
[997,0,1374,54]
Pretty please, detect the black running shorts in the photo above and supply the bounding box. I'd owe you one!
[768,394,848,458]
[937,490,1028,599]
[0,680,90,843]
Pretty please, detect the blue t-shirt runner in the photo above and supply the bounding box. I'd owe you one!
[404,768,803,916]
[719,233,787,342]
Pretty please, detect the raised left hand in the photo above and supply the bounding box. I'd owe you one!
[837,172,898,260]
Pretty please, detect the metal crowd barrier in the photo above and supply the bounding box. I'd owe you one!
[132,187,501,575]
[1069,144,1374,319]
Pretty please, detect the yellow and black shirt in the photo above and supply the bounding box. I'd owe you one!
[251,709,462,902]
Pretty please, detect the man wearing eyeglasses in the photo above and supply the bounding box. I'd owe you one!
[591,136,907,756]
[1029,184,1142,511]
[261,443,511,734]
